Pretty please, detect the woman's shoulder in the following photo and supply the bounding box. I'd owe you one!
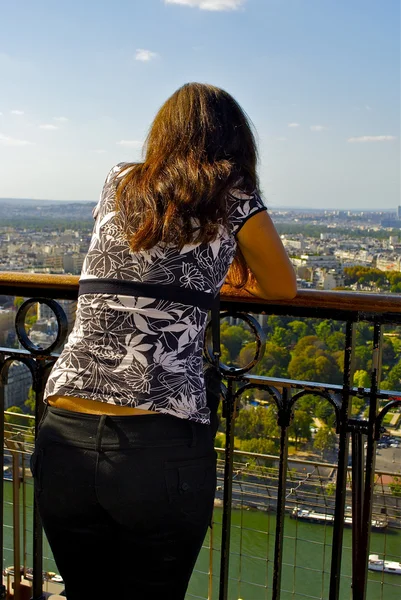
[227,188,267,236]
[107,162,136,183]
[92,163,137,219]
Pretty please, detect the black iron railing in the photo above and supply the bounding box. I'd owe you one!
[1,273,401,600]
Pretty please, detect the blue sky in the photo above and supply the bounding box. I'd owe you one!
[0,0,399,209]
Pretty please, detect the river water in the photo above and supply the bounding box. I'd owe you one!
[3,482,400,599]
[189,508,400,600]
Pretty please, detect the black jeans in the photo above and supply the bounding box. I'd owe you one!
[31,407,217,600]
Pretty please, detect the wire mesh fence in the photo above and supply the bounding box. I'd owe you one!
[2,408,401,599]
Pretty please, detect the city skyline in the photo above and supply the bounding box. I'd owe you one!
[0,0,399,209]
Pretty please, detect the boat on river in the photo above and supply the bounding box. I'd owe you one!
[368,555,401,575]
[291,508,387,531]
[3,566,63,583]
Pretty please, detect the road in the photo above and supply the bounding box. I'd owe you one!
[374,445,401,473]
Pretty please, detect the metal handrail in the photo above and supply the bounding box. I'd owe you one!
[1,271,401,314]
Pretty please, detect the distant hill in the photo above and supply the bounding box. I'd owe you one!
[0,198,396,213]
[0,198,96,225]
[0,198,94,206]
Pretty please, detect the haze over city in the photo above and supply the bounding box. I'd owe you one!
[0,0,399,209]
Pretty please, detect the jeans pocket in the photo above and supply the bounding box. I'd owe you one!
[165,454,217,527]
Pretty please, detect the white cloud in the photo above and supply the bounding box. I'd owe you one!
[53,116,69,122]
[0,133,34,147]
[365,105,372,111]
[277,137,287,141]
[117,140,143,147]
[135,49,158,62]
[94,149,107,154]
[347,135,396,143]
[288,123,300,128]
[165,0,245,9]
[11,110,24,115]
[310,125,328,132]
[39,124,59,130]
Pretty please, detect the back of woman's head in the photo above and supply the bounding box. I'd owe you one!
[116,82,258,252]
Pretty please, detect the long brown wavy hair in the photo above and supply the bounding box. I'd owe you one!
[115,82,259,288]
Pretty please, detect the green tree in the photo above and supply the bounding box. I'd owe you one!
[314,427,336,457]
[326,482,336,496]
[382,359,401,391]
[240,438,277,455]
[292,336,323,357]
[254,342,291,378]
[326,332,346,352]
[25,387,36,414]
[354,345,372,371]
[351,396,366,416]
[353,370,370,389]
[220,325,252,362]
[217,343,230,367]
[387,272,401,286]
[390,282,401,293]
[315,320,333,343]
[389,476,401,498]
[294,394,318,416]
[382,341,397,369]
[289,409,313,450]
[214,432,225,449]
[14,297,25,310]
[238,342,258,369]
[4,406,24,425]
[270,326,292,348]
[315,401,336,426]
[235,405,280,441]
[288,351,341,384]
[288,320,308,342]
[355,323,373,346]
[267,315,284,333]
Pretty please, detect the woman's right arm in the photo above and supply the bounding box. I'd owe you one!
[236,210,297,300]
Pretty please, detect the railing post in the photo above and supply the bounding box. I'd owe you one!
[356,321,382,600]
[31,361,47,600]
[0,374,7,599]
[329,320,356,600]
[351,427,365,595]
[219,377,237,600]
[272,387,290,600]
[12,446,21,599]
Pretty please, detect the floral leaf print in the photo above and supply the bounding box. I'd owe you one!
[123,363,153,394]
[179,264,205,290]
[125,333,146,346]
[142,245,168,263]
[45,166,266,423]
[153,345,185,371]
[133,312,157,335]
[160,323,188,333]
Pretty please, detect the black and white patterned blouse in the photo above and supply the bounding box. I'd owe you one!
[44,164,267,423]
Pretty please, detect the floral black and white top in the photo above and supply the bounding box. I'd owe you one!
[44,164,267,423]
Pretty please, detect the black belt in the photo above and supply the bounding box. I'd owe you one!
[78,278,218,310]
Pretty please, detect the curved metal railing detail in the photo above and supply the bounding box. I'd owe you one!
[0,296,68,600]
[0,274,401,600]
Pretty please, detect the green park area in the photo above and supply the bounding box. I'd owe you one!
[213,314,401,462]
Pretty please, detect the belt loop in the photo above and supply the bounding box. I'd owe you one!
[189,422,197,448]
[95,415,107,452]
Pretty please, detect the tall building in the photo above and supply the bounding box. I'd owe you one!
[0,308,14,346]
[3,362,32,410]
[37,299,77,337]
